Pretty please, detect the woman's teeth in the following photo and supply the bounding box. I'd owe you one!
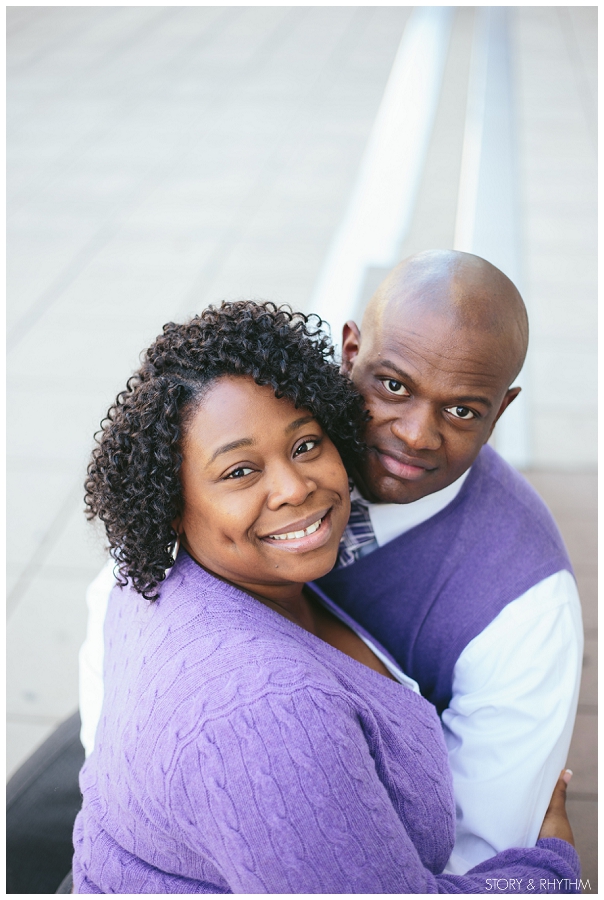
[269,518,322,541]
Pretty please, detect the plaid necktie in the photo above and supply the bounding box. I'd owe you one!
[337,498,378,568]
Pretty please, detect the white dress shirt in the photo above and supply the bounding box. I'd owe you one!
[78,467,583,875]
[350,471,583,874]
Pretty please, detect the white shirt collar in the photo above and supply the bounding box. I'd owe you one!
[351,467,471,548]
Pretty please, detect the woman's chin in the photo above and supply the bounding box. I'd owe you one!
[262,544,341,585]
[300,545,341,582]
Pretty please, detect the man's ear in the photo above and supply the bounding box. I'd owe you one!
[487,386,521,439]
[341,321,361,376]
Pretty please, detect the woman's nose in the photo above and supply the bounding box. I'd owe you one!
[391,403,442,452]
[266,462,317,509]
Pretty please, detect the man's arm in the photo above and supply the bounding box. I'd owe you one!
[78,560,115,756]
[441,570,583,874]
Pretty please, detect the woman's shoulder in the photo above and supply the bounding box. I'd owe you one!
[98,575,374,796]
[103,553,443,763]
[104,553,346,715]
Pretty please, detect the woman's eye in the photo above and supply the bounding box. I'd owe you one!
[225,466,254,479]
[382,379,408,396]
[294,439,319,457]
[446,406,476,420]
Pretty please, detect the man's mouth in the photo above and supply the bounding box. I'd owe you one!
[374,449,436,481]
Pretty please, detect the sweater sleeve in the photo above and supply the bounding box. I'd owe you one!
[167,685,580,894]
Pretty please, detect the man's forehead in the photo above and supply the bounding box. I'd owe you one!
[366,303,500,357]
[362,313,512,389]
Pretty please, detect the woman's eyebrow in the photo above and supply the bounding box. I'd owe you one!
[285,415,316,433]
[208,416,315,465]
[208,438,254,464]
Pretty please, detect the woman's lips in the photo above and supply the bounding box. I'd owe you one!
[262,509,334,552]
[375,450,435,481]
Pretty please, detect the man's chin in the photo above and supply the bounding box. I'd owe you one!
[372,476,431,504]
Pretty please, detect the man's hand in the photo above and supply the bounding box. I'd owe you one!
[538,770,575,846]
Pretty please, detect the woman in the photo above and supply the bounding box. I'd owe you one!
[73,301,579,893]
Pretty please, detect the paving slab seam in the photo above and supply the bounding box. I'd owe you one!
[7,480,85,617]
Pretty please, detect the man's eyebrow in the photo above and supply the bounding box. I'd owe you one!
[285,415,317,433]
[208,437,254,464]
[376,359,492,408]
[452,395,493,410]
[375,359,417,386]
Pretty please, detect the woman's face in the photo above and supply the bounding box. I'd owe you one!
[177,376,350,602]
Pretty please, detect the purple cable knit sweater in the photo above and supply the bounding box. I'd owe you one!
[72,551,580,893]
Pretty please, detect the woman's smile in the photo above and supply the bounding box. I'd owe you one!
[261,507,333,551]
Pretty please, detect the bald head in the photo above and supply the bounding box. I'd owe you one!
[363,250,528,385]
[342,250,529,503]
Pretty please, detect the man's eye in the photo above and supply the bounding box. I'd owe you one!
[446,406,476,420]
[226,466,254,479]
[294,439,319,457]
[382,379,408,396]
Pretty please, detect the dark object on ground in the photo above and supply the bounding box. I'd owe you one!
[7,712,84,894]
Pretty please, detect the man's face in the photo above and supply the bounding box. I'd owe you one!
[342,304,520,504]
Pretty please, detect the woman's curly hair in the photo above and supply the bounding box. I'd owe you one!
[85,300,368,600]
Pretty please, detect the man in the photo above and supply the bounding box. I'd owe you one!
[316,249,582,873]
[8,250,582,886]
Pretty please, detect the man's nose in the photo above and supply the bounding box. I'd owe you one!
[390,403,442,452]
[266,462,317,509]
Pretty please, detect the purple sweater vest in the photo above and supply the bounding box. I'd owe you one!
[316,445,573,714]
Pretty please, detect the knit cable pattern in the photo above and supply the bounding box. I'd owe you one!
[73,552,580,893]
